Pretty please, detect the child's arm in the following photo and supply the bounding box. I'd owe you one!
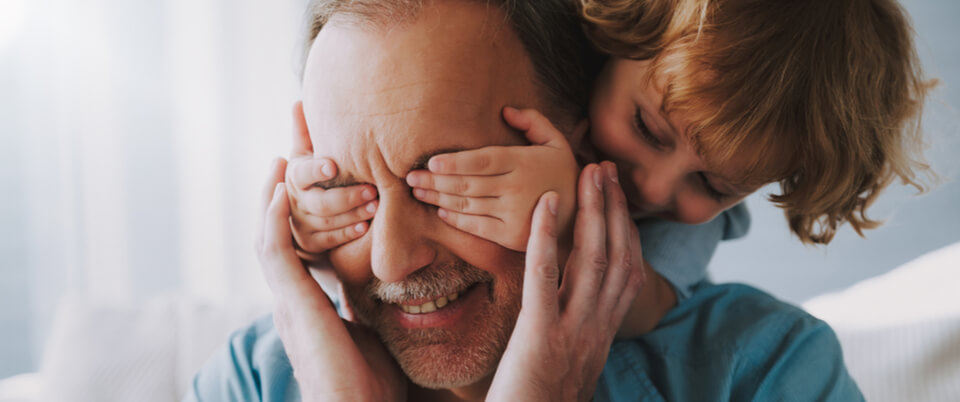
[406,107,580,251]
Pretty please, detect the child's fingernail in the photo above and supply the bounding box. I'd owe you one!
[354,222,366,235]
[406,173,420,187]
[547,193,558,216]
[605,162,618,183]
[362,188,375,200]
[321,162,334,178]
[413,188,426,199]
[366,201,378,214]
[592,165,603,190]
[438,208,448,219]
[428,157,443,172]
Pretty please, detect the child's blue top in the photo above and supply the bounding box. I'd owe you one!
[640,202,751,301]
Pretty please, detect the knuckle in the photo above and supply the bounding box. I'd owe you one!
[475,155,491,171]
[319,216,336,228]
[455,179,470,194]
[456,197,470,212]
[589,253,609,268]
[536,263,561,282]
[615,252,633,271]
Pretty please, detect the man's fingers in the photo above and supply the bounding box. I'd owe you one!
[611,226,646,329]
[296,184,377,217]
[290,101,313,157]
[289,157,339,190]
[521,191,561,323]
[406,170,504,197]
[412,189,499,216]
[502,106,567,147]
[258,158,288,249]
[596,161,638,315]
[425,146,514,176]
[559,164,607,317]
[261,184,314,291]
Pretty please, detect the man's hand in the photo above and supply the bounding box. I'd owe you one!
[285,102,378,261]
[257,157,405,402]
[406,107,580,251]
[486,162,646,402]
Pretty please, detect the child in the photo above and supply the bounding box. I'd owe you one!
[285,0,932,335]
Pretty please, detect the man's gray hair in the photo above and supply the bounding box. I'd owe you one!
[299,0,600,128]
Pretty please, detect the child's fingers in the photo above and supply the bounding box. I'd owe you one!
[293,199,377,232]
[293,221,369,254]
[502,106,568,147]
[425,146,515,175]
[288,157,339,190]
[520,191,561,324]
[296,184,377,217]
[436,208,509,246]
[406,171,502,197]
[290,101,313,157]
[412,189,498,216]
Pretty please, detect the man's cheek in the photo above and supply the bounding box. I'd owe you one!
[328,236,374,286]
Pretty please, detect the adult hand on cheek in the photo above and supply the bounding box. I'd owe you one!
[257,158,406,402]
[487,162,646,402]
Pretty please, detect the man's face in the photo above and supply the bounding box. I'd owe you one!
[301,2,547,390]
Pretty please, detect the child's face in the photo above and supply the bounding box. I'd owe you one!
[589,58,761,224]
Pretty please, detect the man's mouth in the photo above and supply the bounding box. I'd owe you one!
[388,283,488,329]
[396,290,461,314]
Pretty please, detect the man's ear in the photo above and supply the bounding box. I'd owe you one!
[569,118,589,145]
[568,118,599,165]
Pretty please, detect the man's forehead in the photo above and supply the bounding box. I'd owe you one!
[300,1,541,182]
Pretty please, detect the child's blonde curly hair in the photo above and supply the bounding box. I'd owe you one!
[580,0,936,244]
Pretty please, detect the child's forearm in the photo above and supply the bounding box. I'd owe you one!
[616,258,677,338]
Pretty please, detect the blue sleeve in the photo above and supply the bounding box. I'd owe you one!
[747,320,864,402]
[637,203,750,301]
[184,315,300,402]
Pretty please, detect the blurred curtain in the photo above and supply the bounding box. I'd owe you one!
[0,0,309,377]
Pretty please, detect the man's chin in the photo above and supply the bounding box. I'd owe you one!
[364,296,517,390]
[389,340,501,389]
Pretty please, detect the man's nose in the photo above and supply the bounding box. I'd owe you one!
[369,190,435,283]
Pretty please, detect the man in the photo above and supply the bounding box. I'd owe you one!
[188,0,862,400]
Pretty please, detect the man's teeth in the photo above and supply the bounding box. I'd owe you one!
[399,291,460,314]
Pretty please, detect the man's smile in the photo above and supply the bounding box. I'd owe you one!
[389,282,490,329]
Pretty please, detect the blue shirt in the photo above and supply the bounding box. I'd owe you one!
[186,282,862,401]
[641,203,751,301]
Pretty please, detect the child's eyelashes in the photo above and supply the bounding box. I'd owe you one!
[633,108,665,149]
[698,172,728,202]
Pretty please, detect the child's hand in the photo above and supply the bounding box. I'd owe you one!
[405,107,580,251]
[285,102,379,261]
